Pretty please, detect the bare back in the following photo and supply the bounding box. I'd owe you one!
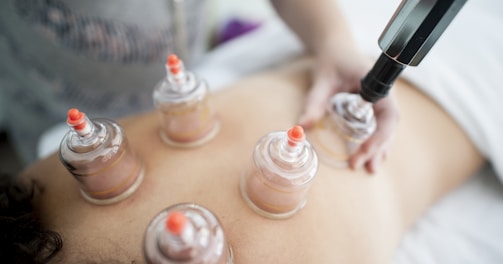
[22,58,483,263]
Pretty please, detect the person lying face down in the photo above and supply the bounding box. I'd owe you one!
[17,58,483,263]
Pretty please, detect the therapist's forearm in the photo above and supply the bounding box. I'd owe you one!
[270,0,358,55]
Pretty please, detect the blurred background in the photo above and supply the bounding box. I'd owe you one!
[0,0,277,176]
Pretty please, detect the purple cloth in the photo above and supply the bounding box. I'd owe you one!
[217,18,261,44]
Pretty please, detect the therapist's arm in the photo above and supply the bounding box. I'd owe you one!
[270,0,356,55]
[270,0,399,173]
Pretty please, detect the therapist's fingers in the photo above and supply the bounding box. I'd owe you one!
[298,72,338,129]
[299,52,372,129]
[364,144,389,174]
[349,132,389,174]
[349,95,399,174]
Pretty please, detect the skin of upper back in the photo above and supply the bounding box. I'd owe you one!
[22,59,483,264]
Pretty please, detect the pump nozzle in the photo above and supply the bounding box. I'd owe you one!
[360,0,466,103]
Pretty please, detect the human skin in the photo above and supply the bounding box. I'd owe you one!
[21,58,483,263]
[271,0,401,173]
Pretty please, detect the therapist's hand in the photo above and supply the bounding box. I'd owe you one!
[299,48,400,174]
[350,95,399,174]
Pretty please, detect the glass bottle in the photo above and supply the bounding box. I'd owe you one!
[240,125,318,219]
[143,203,234,264]
[308,93,376,168]
[153,54,220,147]
[59,108,145,205]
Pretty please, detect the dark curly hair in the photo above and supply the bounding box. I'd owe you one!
[0,173,62,263]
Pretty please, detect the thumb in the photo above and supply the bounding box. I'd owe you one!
[298,73,335,129]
